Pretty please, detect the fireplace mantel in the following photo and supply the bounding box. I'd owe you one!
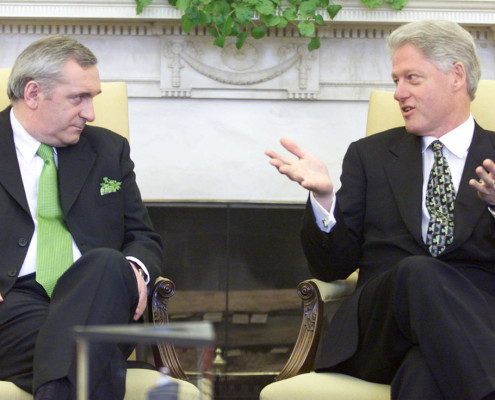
[0,1,494,201]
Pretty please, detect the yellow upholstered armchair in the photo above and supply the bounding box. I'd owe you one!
[0,69,199,400]
[260,80,495,400]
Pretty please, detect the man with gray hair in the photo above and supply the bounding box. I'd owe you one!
[267,20,495,399]
[0,36,163,399]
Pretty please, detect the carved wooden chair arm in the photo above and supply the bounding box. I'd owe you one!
[275,271,359,381]
[149,276,188,380]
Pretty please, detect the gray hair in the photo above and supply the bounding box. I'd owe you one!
[8,35,97,101]
[387,20,481,100]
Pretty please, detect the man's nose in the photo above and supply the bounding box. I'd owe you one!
[394,81,409,102]
[80,98,95,122]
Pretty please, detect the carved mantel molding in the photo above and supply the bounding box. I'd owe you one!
[1,0,495,24]
[0,0,494,101]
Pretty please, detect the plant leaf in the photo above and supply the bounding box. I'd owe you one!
[223,16,234,35]
[327,4,342,19]
[181,14,195,33]
[308,35,320,51]
[300,1,316,18]
[361,0,383,9]
[212,0,231,14]
[386,0,408,10]
[230,22,241,36]
[251,25,267,39]
[282,7,298,21]
[199,9,211,23]
[214,35,226,47]
[213,14,226,26]
[136,0,153,14]
[235,5,254,24]
[186,6,200,22]
[236,31,248,49]
[255,0,276,16]
[314,14,324,25]
[261,14,281,27]
[176,0,191,11]
[297,20,315,37]
[277,17,288,28]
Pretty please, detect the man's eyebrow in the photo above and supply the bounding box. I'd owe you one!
[77,89,102,97]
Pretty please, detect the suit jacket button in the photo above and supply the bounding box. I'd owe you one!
[8,269,17,277]
[18,238,28,247]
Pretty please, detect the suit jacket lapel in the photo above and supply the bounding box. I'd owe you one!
[57,132,96,215]
[0,107,31,215]
[448,124,494,252]
[384,131,426,248]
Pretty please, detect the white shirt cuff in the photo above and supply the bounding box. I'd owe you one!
[310,192,336,233]
[126,256,150,284]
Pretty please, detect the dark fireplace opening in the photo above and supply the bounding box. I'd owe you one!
[145,201,311,394]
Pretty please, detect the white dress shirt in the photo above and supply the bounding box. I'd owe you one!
[311,115,477,242]
[11,108,150,282]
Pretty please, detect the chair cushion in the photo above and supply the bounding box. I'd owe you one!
[0,369,199,400]
[126,368,200,400]
[0,381,31,400]
[260,372,390,400]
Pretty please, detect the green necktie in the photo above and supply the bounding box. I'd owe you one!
[36,143,73,296]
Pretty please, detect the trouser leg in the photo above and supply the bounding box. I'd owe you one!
[391,346,443,399]
[33,248,139,400]
[335,256,495,400]
[0,275,49,393]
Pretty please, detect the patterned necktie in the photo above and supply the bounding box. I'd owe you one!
[36,144,73,296]
[425,140,456,257]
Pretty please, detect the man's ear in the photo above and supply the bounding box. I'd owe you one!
[451,62,467,92]
[23,80,41,109]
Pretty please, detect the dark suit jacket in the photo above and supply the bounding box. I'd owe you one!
[0,106,163,298]
[302,124,495,369]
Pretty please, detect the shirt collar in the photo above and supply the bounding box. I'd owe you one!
[10,107,56,161]
[421,114,474,158]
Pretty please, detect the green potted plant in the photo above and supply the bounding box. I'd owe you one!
[136,0,407,50]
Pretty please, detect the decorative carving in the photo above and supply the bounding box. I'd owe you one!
[180,43,299,86]
[163,41,184,88]
[221,43,259,71]
[279,43,316,90]
[150,277,188,380]
[159,38,320,98]
[276,280,323,381]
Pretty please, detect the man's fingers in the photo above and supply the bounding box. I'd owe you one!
[280,137,307,159]
[483,159,495,174]
[475,165,495,188]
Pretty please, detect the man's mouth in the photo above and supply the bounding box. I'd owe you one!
[401,105,414,114]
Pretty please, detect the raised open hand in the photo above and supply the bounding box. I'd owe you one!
[469,158,495,206]
[266,137,334,211]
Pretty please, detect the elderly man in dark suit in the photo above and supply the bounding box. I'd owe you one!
[267,20,495,400]
[0,36,163,400]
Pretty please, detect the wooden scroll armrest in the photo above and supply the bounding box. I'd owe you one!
[149,276,188,380]
[275,270,359,381]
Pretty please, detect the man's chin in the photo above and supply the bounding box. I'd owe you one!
[404,122,424,136]
[58,133,82,147]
